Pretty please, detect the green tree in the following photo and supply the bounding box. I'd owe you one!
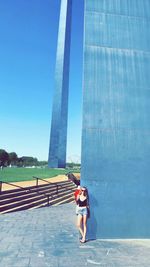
[20,156,38,167]
[0,149,9,166]
[17,157,23,167]
[9,152,18,166]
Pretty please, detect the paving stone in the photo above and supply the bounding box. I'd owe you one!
[0,204,150,267]
[29,256,58,267]
[0,257,30,267]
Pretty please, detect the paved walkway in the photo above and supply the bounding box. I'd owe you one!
[0,203,150,267]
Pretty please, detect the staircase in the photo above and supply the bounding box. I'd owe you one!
[0,180,77,214]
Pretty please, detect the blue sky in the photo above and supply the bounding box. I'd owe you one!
[0,0,84,162]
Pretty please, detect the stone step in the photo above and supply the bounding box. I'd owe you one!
[0,181,77,214]
[0,191,75,214]
[0,184,76,203]
[0,180,74,196]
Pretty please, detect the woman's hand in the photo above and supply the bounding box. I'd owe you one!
[76,193,80,200]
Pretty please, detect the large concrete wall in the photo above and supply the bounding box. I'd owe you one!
[81,0,150,238]
[48,0,72,168]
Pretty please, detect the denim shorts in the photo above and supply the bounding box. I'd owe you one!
[77,207,88,216]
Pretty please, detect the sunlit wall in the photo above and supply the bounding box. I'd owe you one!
[81,0,150,238]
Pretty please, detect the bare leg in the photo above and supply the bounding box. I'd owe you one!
[81,215,87,242]
[77,214,84,238]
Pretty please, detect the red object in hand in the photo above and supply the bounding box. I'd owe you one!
[74,189,80,201]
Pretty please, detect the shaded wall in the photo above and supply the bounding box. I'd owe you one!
[48,0,72,168]
[81,0,150,238]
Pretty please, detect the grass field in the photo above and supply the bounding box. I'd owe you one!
[0,167,80,183]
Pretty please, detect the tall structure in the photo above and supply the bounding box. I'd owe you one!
[81,0,150,238]
[48,0,72,168]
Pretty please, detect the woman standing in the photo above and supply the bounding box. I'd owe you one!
[76,187,89,243]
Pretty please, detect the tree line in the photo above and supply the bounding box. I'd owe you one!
[0,149,47,167]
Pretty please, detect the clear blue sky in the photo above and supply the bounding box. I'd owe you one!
[0,0,84,163]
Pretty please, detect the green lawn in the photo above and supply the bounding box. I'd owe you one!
[0,167,79,183]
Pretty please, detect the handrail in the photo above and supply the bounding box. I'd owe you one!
[33,176,58,194]
[0,180,28,191]
[33,176,55,186]
[0,180,51,206]
[32,176,75,193]
[0,177,76,207]
[32,176,76,203]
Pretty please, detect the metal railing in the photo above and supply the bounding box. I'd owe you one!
[33,176,75,194]
[0,175,76,207]
[33,176,59,194]
[0,180,51,206]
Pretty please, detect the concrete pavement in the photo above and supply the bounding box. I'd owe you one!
[0,203,150,267]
